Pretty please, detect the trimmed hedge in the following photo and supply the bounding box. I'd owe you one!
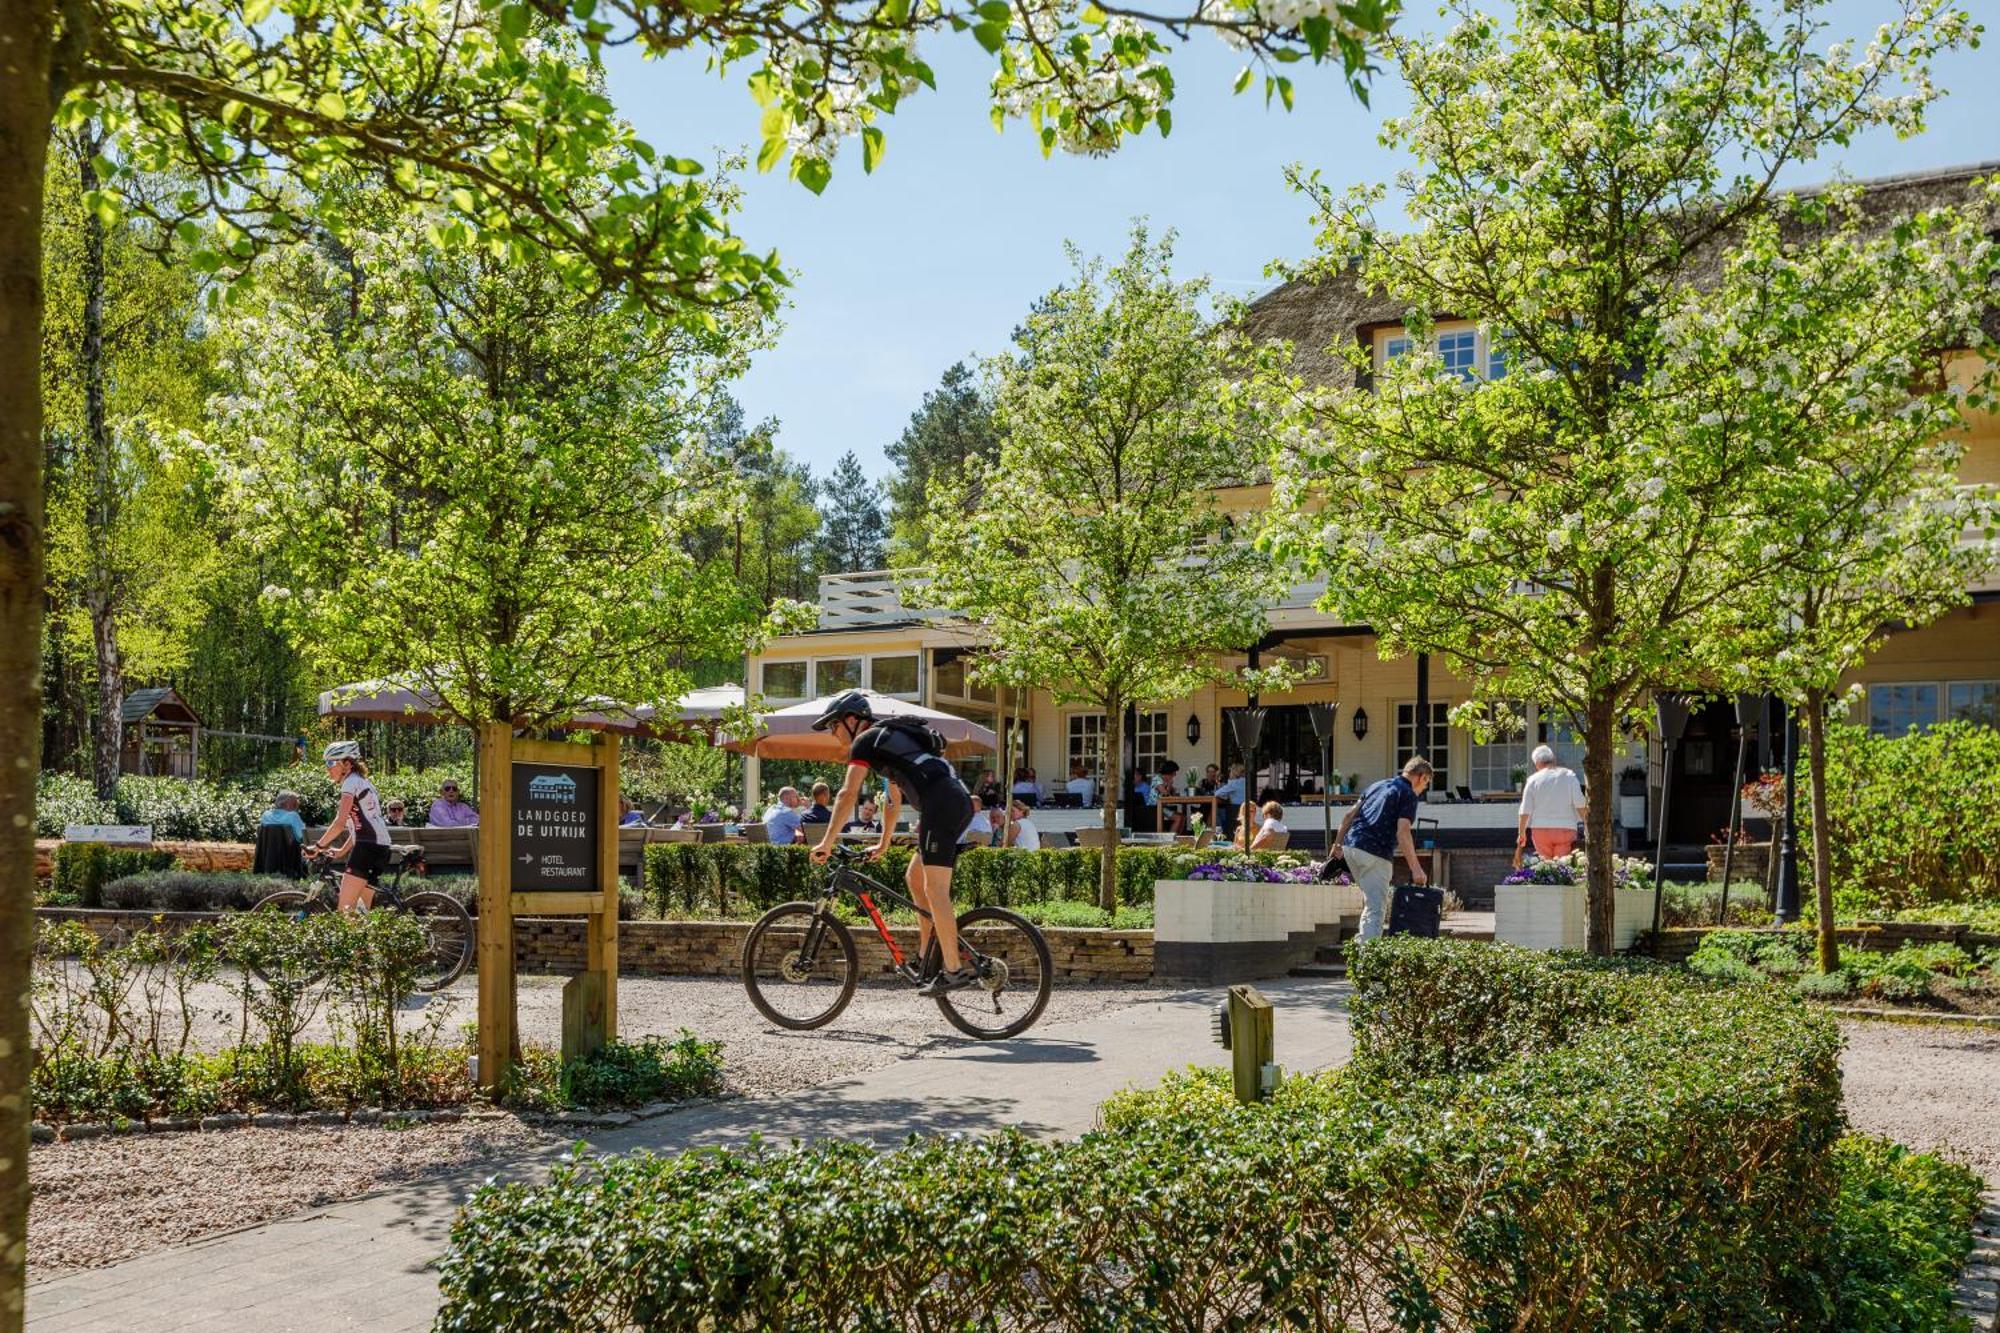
[436,939,1872,1330]
[50,843,177,908]
[640,842,1281,917]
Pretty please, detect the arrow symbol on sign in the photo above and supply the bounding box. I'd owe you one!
[518,854,533,864]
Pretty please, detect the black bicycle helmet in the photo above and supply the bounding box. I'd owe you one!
[811,690,876,732]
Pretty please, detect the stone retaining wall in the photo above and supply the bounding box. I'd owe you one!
[1643,921,2000,965]
[34,908,1155,985]
[36,838,256,878]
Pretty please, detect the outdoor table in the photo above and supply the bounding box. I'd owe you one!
[1156,794,1218,830]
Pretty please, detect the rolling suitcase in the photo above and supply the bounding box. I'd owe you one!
[1388,884,1443,938]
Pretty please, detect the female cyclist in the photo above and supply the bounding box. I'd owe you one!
[314,740,392,909]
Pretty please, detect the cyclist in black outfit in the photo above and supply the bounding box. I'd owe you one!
[809,692,977,997]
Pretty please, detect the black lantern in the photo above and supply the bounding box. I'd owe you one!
[1649,691,1698,952]
[1227,706,1267,753]
[1185,713,1201,747]
[1305,702,1340,849]
[1350,707,1369,741]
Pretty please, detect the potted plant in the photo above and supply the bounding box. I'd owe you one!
[1493,853,1657,952]
[1508,764,1528,791]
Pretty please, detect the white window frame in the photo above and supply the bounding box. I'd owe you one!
[1066,713,1107,781]
[1466,700,1531,793]
[1374,323,1509,381]
[761,660,809,701]
[867,653,921,699]
[1394,700,1453,792]
[813,657,863,696]
[1134,710,1170,778]
[1868,679,1998,736]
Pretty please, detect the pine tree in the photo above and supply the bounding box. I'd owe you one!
[883,361,998,560]
[815,451,889,574]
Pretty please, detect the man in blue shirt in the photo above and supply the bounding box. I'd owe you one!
[1213,762,1248,837]
[1335,758,1434,940]
[764,786,807,845]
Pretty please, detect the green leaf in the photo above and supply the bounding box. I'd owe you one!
[756,136,786,172]
[1233,65,1254,95]
[449,187,476,213]
[315,90,348,120]
[794,156,832,195]
[972,21,1006,54]
[498,4,530,41]
[861,126,885,173]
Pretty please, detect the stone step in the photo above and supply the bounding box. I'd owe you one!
[1288,961,1346,979]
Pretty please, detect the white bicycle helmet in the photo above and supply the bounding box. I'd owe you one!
[322,740,364,764]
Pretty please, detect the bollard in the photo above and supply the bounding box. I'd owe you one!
[1226,984,1275,1105]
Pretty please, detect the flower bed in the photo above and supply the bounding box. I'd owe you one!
[433,939,1975,1330]
[1690,929,2000,1013]
[1494,851,1658,952]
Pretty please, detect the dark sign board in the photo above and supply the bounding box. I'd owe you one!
[511,762,600,891]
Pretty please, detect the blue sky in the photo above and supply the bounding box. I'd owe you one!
[602,3,1997,481]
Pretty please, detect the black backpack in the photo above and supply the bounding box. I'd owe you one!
[877,715,948,757]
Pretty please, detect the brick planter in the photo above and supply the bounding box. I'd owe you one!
[1705,843,1772,884]
[1152,879,1361,983]
[1494,884,1656,952]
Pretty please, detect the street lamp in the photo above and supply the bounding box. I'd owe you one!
[1774,702,1802,924]
[1306,701,1340,854]
[1228,707,1267,846]
[1716,693,1760,925]
[1649,692,1696,952]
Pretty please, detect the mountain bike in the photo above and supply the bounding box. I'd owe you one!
[742,844,1053,1040]
[250,849,474,991]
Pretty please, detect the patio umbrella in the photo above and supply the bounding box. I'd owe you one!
[318,677,740,739]
[721,691,998,760]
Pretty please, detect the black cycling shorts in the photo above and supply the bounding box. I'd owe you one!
[346,841,390,887]
[913,790,974,871]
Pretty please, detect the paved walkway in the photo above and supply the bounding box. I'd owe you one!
[28,980,1355,1332]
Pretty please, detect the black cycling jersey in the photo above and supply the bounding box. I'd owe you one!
[849,722,965,811]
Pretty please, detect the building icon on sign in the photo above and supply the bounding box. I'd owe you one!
[527,773,577,803]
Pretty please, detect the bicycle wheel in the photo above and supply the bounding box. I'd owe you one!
[398,891,475,992]
[742,902,859,1031]
[933,907,1053,1040]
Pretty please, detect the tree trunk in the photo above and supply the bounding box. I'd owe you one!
[0,8,55,1324]
[1581,691,1619,956]
[76,136,122,798]
[1805,686,1838,973]
[1099,694,1122,913]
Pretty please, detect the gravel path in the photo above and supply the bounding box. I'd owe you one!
[1839,1018,2000,1187]
[30,975,1175,1280]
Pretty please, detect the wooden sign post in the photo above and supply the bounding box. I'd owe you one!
[475,722,621,1088]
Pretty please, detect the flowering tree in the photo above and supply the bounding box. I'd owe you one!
[209,215,780,731]
[925,231,1294,911]
[1719,189,2000,971]
[1260,0,1977,954]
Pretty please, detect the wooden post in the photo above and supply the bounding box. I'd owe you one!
[561,971,607,1062]
[590,732,620,1041]
[1227,984,1275,1106]
[475,721,514,1089]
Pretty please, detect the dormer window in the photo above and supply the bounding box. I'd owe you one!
[1374,323,1509,383]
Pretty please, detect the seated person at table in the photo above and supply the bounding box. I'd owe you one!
[618,795,646,827]
[1156,762,1185,833]
[426,780,478,827]
[1010,766,1040,807]
[1248,800,1288,850]
[1214,763,1248,837]
[842,795,882,834]
[974,768,1005,811]
[1196,763,1221,796]
[260,791,307,845]
[1065,763,1097,807]
[1003,798,1042,851]
[764,786,807,844]
[800,781,834,826]
[959,795,993,847]
[383,797,407,827]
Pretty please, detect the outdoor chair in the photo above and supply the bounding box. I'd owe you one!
[742,822,771,844]
[1072,827,1115,849]
[656,828,702,844]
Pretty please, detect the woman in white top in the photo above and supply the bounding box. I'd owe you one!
[959,795,995,847]
[1004,798,1042,851]
[1248,800,1288,851]
[313,740,392,909]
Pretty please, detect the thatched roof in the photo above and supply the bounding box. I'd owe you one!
[1240,159,2000,386]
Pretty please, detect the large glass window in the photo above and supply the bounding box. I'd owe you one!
[1395,701,1452,791]
[871,654,919,697]
[933,656,967,698]
[1536,710,1587,773]
[1466,701,1529,793]
[1135,710,1170,778]
[1868,684,1940,738]
[1067,714,1106,780]
[1383,335,1410,363]
[762,661,807,699]
[814,658,862,694]
[1946,681,2000,727]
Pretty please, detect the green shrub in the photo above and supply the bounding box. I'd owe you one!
[499,1032,724,1113]
[1829,1135,1984,1332]
[50,843,177,907]
[437,939,1848,1331]
[99,871,296,912]
[1812,720,2000,912]
[33,771,115,837]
